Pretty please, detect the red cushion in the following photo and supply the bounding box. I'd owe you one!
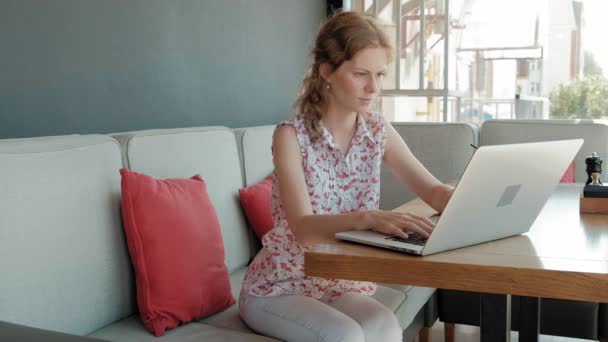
[119,169,234,336]
[560,161,575,183]
[239,175,274,239]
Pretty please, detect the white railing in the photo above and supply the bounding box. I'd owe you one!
[453,96,550,123]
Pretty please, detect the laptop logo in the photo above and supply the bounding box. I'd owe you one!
[496,184,522,207]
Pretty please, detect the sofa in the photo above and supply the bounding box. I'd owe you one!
[0,124,437,341]
[1,119,607,342]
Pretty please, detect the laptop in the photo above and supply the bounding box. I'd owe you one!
[335,139,584,256]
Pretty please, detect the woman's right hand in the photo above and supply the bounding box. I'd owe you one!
[363,210,435,239]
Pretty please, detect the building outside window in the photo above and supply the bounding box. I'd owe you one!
[346,0,606,123]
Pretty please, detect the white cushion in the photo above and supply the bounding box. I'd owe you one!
[88,316,278,342]
[237,125,275,186]
[112,127,251,272]
[0,135,135,335]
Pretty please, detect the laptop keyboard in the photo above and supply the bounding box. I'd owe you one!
[385,232,427,246]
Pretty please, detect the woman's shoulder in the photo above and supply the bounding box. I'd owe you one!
[273,122,296,141]
[273,114,310,151]
[273,119,296,145]
[275,113,306,129]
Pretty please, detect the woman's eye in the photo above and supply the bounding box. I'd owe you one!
[355,72,366,77]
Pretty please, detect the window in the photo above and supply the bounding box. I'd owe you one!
[347,0,601,122]
[349,0,458,122]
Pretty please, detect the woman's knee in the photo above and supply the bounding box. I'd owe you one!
[330,293,402,341]
[326,316,365,342]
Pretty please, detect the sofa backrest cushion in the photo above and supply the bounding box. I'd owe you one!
[235,125,275,257]
[113,127,251,272]
[237,125,275,187]
[380,122,478,210]
[480,120,608,182]
[0,135,135,335]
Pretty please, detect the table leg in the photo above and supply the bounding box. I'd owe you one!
[480,293,511,342]
[518,296,540,342]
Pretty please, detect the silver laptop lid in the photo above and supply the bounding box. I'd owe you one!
[421,139,583,255]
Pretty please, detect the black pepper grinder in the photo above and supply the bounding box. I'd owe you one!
[585,152,603,186]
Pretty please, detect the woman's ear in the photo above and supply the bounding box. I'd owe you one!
[319,63,333,82]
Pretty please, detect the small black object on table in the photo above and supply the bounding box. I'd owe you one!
[581,152,608,213]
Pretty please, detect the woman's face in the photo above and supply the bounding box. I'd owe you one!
[324,46,388,114]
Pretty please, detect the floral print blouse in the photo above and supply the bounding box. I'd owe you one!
[241,112,387,300]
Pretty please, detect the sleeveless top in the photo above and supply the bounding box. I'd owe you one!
[241,112,388,301]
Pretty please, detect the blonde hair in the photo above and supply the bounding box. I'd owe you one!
[294,11,393,142]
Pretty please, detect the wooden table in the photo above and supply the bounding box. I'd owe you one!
[304,184,608,341]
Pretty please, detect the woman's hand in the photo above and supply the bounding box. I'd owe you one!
[363,210,435,239]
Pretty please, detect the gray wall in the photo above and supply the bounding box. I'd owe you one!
[0,0,326,138]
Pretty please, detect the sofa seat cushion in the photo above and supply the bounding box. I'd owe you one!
[374,284,436,329]
[0,321,108,342]
[87,316,278,342]
[371,284,406,312]
[198,267,253,333]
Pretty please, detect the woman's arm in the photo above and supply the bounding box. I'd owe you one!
[382,122,454,213]
[273,125,433,247]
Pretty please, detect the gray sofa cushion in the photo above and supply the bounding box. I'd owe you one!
[0,321,108,342]
[237,125,275,186]
[198,267,252,334]
[112,127,252,272]
[88,316,278,342]
[480,119,608,182]
[233,125,276,258]
[393,286,436,329]
[0,135,135,335]
[380,122,478,210]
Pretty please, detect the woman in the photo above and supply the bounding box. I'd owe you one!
[240,11,454,342]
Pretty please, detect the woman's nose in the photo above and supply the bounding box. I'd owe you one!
[366,76,379,93]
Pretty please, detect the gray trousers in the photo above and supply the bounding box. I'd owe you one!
[239,291,402,342]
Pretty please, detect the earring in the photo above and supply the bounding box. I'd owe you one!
[326,81,331,89]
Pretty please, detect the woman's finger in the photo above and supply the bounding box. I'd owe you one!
[411,214,436,227]
[382,223,408,239]
[410,217,434,235]
[396,213,434,235]
[401,221,431,238]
